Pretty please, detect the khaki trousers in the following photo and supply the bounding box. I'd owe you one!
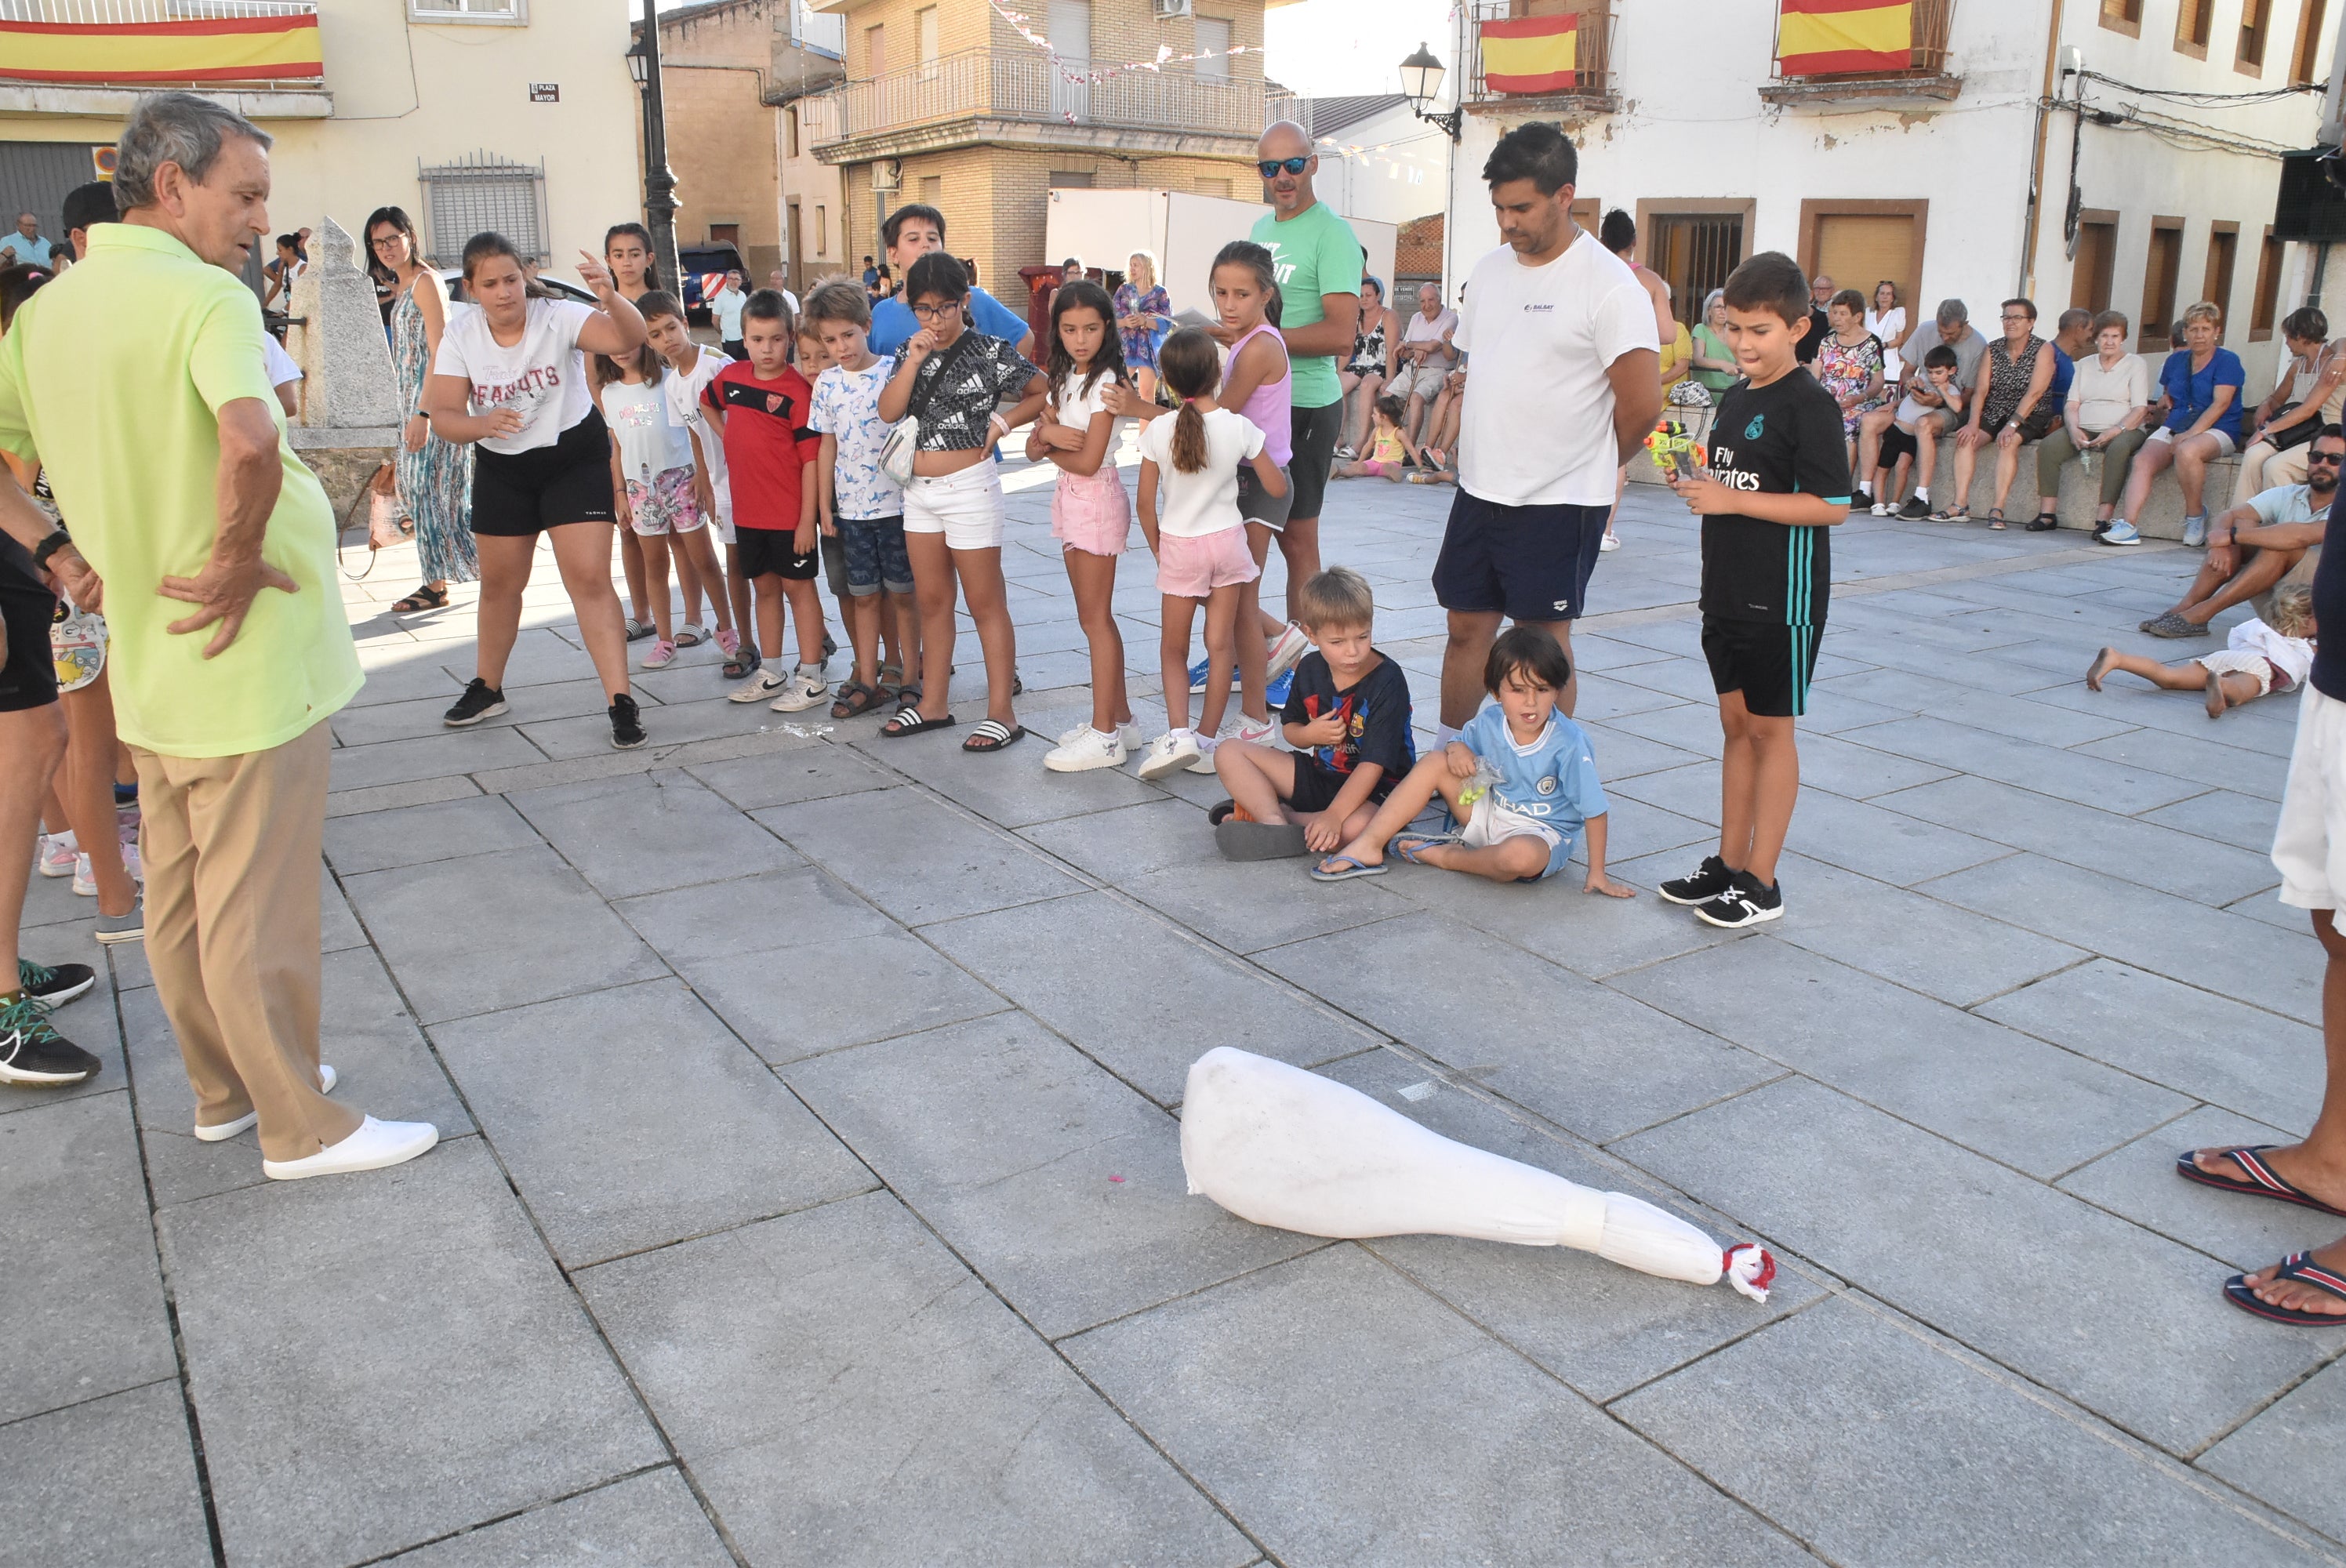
[133,720,360,1162]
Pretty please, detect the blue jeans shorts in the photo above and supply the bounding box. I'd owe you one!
[838,514,913,597]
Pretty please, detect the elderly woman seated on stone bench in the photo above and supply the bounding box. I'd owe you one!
[2137,426,2339,641]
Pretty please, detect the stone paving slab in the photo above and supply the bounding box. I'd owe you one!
[321,793,542,876]
[786,1011,1323,1337]
[0,1092,175,1424]
[1609,936,2183,1175]
[430,978,875,1268]
[578,1190,1254,1567]
[0,1381,210,1568]
[2059,1105,2314,1271]
[757,786,1086,927]
[380,1468,734,1566]
[1618,1077,2344,1454]
[681,928,1011,1064]
[2202,1359,2346,1544]
[507,770,804,900]
[1615,1295,2333,1567]
[158,1138,663,1568]
[1064,1243,1815,1568]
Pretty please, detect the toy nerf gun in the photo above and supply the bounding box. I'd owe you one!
[1643,422,1703,483]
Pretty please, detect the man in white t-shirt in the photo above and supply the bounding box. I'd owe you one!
[766,268,801,319]
[1433,120,1660,732]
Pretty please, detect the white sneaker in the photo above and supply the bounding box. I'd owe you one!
[35,833,75,878]
[728,669,786,704]
[1187,733,1223,773]
[1266,622,1313,683]
[262,1113,438,1181]
[1232,715,1275,746]
[1044,725,1127,772]
[195,1064,339,1142]
[1057,719,1144,750]
[1136,729,1203,780]
[1870,499,1893,517]
[768,666,830,713]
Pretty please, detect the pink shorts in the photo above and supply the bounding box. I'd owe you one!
[1051,466,1131,556]
[1363,460,1396,477]
[1157,525,1259,598]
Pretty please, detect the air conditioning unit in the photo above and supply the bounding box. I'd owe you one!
[1153,0,1193,17]
[871,159,902,192]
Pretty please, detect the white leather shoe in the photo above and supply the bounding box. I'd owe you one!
[262,1115,438,1181]
[193,1064,338,1142]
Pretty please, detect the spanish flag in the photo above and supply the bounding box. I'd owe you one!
[1775,0,1913,75]
[0,14,323,85]
[1480,14,1578,96]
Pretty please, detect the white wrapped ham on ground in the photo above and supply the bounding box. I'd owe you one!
[1180,1047,1775,1301]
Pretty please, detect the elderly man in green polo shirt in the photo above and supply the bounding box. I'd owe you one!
[0,93,435,1179]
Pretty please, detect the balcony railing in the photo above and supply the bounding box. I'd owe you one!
[1465,3,1617,104]
[1771,0,1953,80]
[806,46,1273,147]
[0,0,324,89]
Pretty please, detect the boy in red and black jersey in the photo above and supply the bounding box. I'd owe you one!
[711,289,831,710]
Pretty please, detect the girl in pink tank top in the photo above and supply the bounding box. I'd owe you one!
[1209,241,1296,732]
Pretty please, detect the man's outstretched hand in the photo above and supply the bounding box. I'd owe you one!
[159,554,298,658]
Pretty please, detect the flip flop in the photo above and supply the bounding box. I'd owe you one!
[1310,853,1387,882]
[1215,818,1310,861]
[2174,1145,2346,1218]
[962,719,1026,753]
[1393,832,1459,865]
[2222,1252,2346,1326]
[881,706,957,739]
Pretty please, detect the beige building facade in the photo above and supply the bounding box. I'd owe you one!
[0,1,641,285]
[804,0,1298,296]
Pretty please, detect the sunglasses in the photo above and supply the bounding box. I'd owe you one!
[2308,450,2344,465]
[1258,156,1311,177]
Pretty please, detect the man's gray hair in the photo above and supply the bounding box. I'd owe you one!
[114,92,271,211]
[1935,297,1970,326]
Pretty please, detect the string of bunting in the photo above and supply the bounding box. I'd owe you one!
[987,0,1255,85]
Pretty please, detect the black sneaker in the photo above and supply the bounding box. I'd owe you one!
[17,958,95,1011]
[1894,496,1930,521]
[1694,870,1784,929]
[609,693,648,750]
[443,677,507,728]
[1657,854,1735,906]
[0,993,102,1087]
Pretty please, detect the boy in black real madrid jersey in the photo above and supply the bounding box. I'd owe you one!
[1658,252,1851,928]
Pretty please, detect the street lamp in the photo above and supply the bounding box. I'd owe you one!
[626,3,682,294]
[1400,42,1462,142]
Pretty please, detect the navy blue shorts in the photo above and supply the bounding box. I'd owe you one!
[837,514,913,597]
[1702,614,1823,719]
[1432,490,1608,623]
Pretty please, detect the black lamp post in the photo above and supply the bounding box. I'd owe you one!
[626,2,683,292]
[1400,42,1462,142]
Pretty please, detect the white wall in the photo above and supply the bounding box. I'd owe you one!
[1440,0,2330,393]
[1311,100,1448,230]
[1046,187,1397,317]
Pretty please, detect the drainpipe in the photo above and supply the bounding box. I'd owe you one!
[2017,0,2067,298]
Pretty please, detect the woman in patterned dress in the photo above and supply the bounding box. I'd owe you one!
[1814,287,1886,468]
[1113,249,1171,404]
[365,205,476,614]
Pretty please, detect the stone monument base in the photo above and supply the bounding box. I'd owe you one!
[291,427,399,524]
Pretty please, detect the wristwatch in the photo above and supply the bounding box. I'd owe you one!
[30,527,71,571]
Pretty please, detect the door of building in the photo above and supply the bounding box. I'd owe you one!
[1647,211,1745,328]
[1810,212,1919,321]
[1048,1,1091,122]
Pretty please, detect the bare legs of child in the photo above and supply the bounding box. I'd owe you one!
[619,528,653,636]
[1320,752,1545,881]
[1066,547,1131,736]
[1160,589,1237,739]
[1717,691,1799,889]
[2087,646,2272,717]
[1214,741,1376,851]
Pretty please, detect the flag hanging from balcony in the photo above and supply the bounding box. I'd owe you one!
[0,13,324,85]
[1775,0,1913,75]
[1479,14,1578,96]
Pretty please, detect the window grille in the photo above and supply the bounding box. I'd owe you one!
[417,151,547,267]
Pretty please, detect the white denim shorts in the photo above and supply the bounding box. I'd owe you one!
[902,459,1006,550]
[2145,424,2239,458]
[1459,793,1573,880]
[2273,684,2346,921]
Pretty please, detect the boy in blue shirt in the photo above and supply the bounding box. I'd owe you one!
[866,204,1034,362]
[1310,626,1632,893]
[1657,251,1852,927]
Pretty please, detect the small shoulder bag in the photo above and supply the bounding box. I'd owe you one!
[879,332,983,486]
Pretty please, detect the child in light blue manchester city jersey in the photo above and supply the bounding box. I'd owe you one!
[1311,626,1632,892]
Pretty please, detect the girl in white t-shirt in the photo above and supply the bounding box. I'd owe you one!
[596,291,736,672]
[1134,327,1289,780]
[1029,279,1138,772]
[425,233,652,750]
[645,297,757,673]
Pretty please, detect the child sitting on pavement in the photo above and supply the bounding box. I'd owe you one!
[1212,565,1413,859]
[1335,394,1412,483]
[2088,583,2315,718]
[1311,626,1632,892]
